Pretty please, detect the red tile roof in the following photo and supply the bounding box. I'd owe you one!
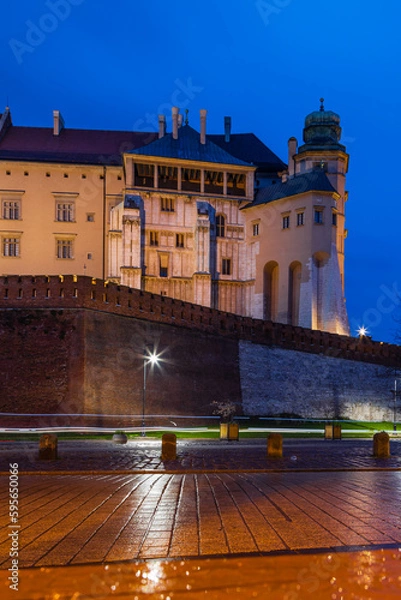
[0,126,159,165]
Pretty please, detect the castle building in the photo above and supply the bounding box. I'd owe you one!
[0,101,349,334]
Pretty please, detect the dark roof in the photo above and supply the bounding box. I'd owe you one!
[209,133,286,172]
[128,124,250,166]
[244,171,337,208]
[0,126,158,165]
[0,120,285,171]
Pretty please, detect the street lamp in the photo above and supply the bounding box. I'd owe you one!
[357,326,369,337]
[142,351,160,437]
[392,370,400,432]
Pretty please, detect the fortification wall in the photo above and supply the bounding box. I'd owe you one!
[0,275,400,423]
[0,275,400,366]
[239,342,394,421]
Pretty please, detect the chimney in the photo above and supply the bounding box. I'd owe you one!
[281,171,288,183]
[178,113,183,128]
[288,137,298,177]
[172,106,179,140]
[53,110,65,136]
[224,116,231,143]
[0,107,12,142]
[200,109,207,144]
[158,114,166,138]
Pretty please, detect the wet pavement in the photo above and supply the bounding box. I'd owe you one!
[1,438,401,598]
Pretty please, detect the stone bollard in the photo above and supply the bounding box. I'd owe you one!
[161,433,177,461]
[373,431,390,458]
[39,433,58,460]
[220,423,239,441]
[267,433,283,458]
[324,424,333,440]
[333,424,342,440]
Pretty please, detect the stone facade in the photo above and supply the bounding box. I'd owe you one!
[0,101,349,335]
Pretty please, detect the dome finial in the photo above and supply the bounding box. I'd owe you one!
[320,97,325,112]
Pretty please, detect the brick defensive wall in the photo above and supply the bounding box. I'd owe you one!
[0,274,400,368]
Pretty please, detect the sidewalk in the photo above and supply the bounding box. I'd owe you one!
[1,439,401,598]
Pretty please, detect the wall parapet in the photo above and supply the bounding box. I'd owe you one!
[0,274,400,367]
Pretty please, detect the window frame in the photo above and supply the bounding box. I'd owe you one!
[149,231,159,247]
[56,239,74,259]
[56,201,75,223]
[2,236,20,257]
[222,258,232,276]
[2,200,21,220]
[216,214,226,238]
[161,197,175,212]
[314,209,324,225]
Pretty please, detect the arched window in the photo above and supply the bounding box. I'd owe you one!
[288,261,302,326]
[216,214,225,238]
[263,261,279,321]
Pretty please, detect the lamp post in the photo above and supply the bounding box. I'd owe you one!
[142,351,159,437]
[392,371,400,432]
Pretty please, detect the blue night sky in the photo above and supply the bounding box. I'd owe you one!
[1,0,401,342]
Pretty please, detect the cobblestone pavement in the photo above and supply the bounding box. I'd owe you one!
[1,439,401,599]
[1,470,401,568]
[1,438,401,473]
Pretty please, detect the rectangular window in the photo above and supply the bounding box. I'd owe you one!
[2,237,20,257]
[161,197,175,212]
[159,253,169,278]
[87,213,95,222]
[149,231,159,246]
[222,258,231,275]
[176,233,185,248]
[297,212,305,226]
[56,202,74,222]
[314,209,324,224]
[2,201,20,220]
[252,223,259,236]
[57,239,73,259]
[282,215,290,229]
[332,212,338,226]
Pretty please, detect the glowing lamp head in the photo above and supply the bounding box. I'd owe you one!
[357,326,369,337]
[147,352,159,365]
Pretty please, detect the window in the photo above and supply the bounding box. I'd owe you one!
[282,215,290,229]
[56,202,74,222]
[252,223,259,236]
[297,212,305,226]
[57,239,73,259]
[314,209,324,224]
[161,197,175,212]
[159,253,169,278]
[2,237,20,257]
[87,213,95,222]
[222,258,231,275]
[2,201,20,220]
[176,233,185,248]
[332,212,338,226]
[149,231,159,246]
[216,214,225,237]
